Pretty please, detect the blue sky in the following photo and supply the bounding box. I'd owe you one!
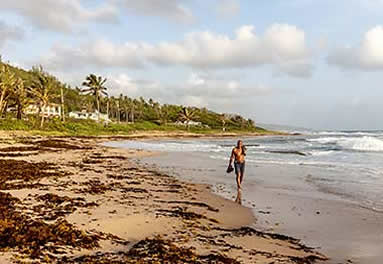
[1,0,383,130]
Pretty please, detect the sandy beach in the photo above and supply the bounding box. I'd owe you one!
[135,138,383,264]
[0,135,327,263]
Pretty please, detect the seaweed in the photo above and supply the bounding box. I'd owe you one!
[0,192,101,260]
[32,193,99,221]
[0,159,66,190]
[75,179,148,196]
[0,146,41,152]
[60,238,240,264]
[154,200,219,212]
[156,207,219,224]
[35,139,92,150]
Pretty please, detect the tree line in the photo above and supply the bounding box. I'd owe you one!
[0,61,256,131]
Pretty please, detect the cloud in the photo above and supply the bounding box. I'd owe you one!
[0,20,24,48]
[328,26,383,71]
[0,0,118,33]
[183,72,271,98]
[178,73,273,107]
[38,40,144,70]
[38,24,312,78]
[216,0,240,18]
[104,72,272,110]
[107,74,162,98]
[119,0,194,23]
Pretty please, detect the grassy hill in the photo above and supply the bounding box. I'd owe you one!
[0,60,272,136]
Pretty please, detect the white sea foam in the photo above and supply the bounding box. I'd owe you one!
[308,136,383,152]
[310,150,335,156]
[106,140,229,153]
[311,131,383,137]
[339,136,383,152]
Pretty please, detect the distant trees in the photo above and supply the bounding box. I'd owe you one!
[30,67,58,127]
[81,74,108,115]
[248,119,255,128]
[0,65,16,116]
[12,78,31,120]
[0,60,258,131]
[178,107,197,130]
[0,65,60,125]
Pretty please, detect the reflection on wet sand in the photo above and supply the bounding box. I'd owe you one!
[235,189,242,205]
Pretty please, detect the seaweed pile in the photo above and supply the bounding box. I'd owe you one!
[75,179,148,196]
[157,207,219,224]
[0,192,101,261]
[60,237,240,264]
[31,193,99,221]
[0,159,66,190]
[35,139,92,150]
[0,146,41,157]
[0,138,91,157]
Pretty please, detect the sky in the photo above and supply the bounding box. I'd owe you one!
[1,0,383,130]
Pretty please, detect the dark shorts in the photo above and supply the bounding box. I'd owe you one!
[234,161,245,175]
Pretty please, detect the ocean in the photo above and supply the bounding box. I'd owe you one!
[105,130,383,213]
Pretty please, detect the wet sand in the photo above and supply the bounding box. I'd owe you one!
[141,151,383,264]
[0,136,326,263]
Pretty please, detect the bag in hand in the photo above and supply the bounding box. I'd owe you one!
[226,164,234,173]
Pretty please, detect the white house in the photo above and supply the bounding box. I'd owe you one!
[69,110,110,122]
[25,104,62,117]
[175,120,202,126]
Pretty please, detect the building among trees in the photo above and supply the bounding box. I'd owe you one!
[69,110,110,123]
[24,103,62,118]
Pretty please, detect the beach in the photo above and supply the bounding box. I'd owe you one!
[108,133,383,264]
[0,134,326,263]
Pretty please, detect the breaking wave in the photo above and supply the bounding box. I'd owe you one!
[307,136,383,152]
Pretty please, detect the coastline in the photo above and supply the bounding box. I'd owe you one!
[0,129,290,140]
[0,134,326,263]
[138,142,383,264]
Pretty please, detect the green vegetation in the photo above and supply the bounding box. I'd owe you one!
[0,59,272,136]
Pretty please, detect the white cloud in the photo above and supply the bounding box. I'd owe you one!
[0,20,24,48]
[120,0,194,23]
[216,0,240,18]
[39,40,144,70]
[174,72,272,107]
[0,0,118,33]
[103,72,273,110]
[328,26,383,71]
[107,74,163,98]
[38,24,312,78]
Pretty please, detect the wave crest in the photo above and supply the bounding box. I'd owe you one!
[308,136,383,152]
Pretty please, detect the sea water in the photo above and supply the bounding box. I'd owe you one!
[105,130,383,213]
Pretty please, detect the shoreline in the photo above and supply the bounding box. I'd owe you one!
[0,134,326,263]
[0,129,291,140]
[138,146,383,264]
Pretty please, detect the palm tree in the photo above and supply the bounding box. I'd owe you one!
[248,119,255,128]
[12,78,32,120]
[178,107,197,130]
[81,74,107,118]
[0,65,16,116]
[220,114,227,132]
[115,96,121,123]
[131,98,140,123]
[122,96,129,123]
[30,70,58,128]
[60,84,66,122]
[158,105,170,125]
